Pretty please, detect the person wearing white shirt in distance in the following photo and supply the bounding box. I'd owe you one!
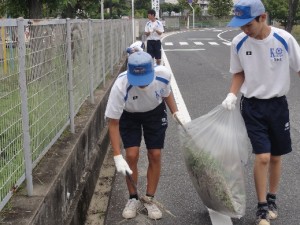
[144,9,164,66]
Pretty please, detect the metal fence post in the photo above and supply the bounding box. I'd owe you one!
[17,17,33,196]
[88,19,95,104]
[66,18,75,133]
[101,20,105,86]
[110,20,113,76]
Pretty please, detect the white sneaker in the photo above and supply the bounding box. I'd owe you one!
[144,202,162,220]
[122,198,140,219]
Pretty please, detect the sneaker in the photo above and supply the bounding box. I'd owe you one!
[143,196,162,220]
[267,194,278,219]
[268,200,278,219]
[255,205,270,225]
[122,198,140,219]
[144,202,162,220]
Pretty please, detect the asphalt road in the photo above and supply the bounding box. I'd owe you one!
[104,28,300,225]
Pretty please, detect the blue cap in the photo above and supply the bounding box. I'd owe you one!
[127,52,154,86]
[126,47,133,54]
[228,0,265,27]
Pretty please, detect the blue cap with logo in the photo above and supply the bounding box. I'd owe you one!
[228,0,265,27]
[127,52,154,86]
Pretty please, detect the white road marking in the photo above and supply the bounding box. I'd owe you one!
[194,42,204,45]
[161,49,191,123]
[164,42,173,46]
[223,42,232,46]
[208,42,219,45]
[179,42,188,45]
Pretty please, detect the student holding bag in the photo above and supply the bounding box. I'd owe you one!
[222,0,300,225]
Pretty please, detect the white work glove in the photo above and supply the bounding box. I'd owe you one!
[222,93,237,110]
[113,155,132,176]
[173,111,186,125]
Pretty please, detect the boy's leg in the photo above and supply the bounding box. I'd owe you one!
[254,153,270,203]
[269,155,281,194]
[143,148,162,220]
[121,146,141,219]
[125,147,140,194]
[146,149,161,195]
[254,153,271,225]
[267,155,281,219]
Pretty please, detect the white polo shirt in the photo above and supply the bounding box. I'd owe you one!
[129,41,143,52]
[105,65,172,119]
[145,20,164,41]
[230,27,300,99]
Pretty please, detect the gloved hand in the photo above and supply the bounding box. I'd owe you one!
[173,111,186,125]
[113,155,132,176]
[222,93,237,110]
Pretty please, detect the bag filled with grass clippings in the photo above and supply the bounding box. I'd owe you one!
[179,105,250,218]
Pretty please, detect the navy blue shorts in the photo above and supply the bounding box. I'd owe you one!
[240,96,292,156]
[119,102,168,149]
[147,40,162,60]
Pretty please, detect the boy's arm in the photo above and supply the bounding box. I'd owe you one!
[108,118,122,156]
[164,92,178,115]
[229,71,245,95]
[222,71,245,110]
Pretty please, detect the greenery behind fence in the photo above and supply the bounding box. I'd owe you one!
[0,18,135,211]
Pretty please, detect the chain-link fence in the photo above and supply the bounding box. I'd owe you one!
[0,17,141,211]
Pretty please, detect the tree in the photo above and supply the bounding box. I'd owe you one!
[0,0,77,18]
[262,0,288,25]
[177,0,191,14]
[287,0,300,32]
[208,0,233,18]
[161,2,181,16]
[263,0,300,32]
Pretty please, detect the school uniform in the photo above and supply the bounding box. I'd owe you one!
[105,65,172,149]
[230,27,300,155]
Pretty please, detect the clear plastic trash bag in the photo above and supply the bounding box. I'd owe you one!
[179,105,251,218]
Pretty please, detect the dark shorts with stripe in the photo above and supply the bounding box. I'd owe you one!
[147,40,162,59]
[240,95,292,156]
[119,102,168,149]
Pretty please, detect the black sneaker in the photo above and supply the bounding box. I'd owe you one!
[255,205,270,225]
[267,196,278,219]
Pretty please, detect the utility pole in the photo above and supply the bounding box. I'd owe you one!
[132,0,135,42]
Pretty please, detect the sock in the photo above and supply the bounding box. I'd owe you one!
[258,202,268,210]
[146,193,154,200]
[267,193,276,202]
[129,194,138,200]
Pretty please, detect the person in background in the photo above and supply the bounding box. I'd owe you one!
[222,0,300,225]
[144,9,164,65]
[126,40,144,55]
[105,51,185,220]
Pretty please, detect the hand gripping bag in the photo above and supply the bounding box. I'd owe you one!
[179,105,250,218]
